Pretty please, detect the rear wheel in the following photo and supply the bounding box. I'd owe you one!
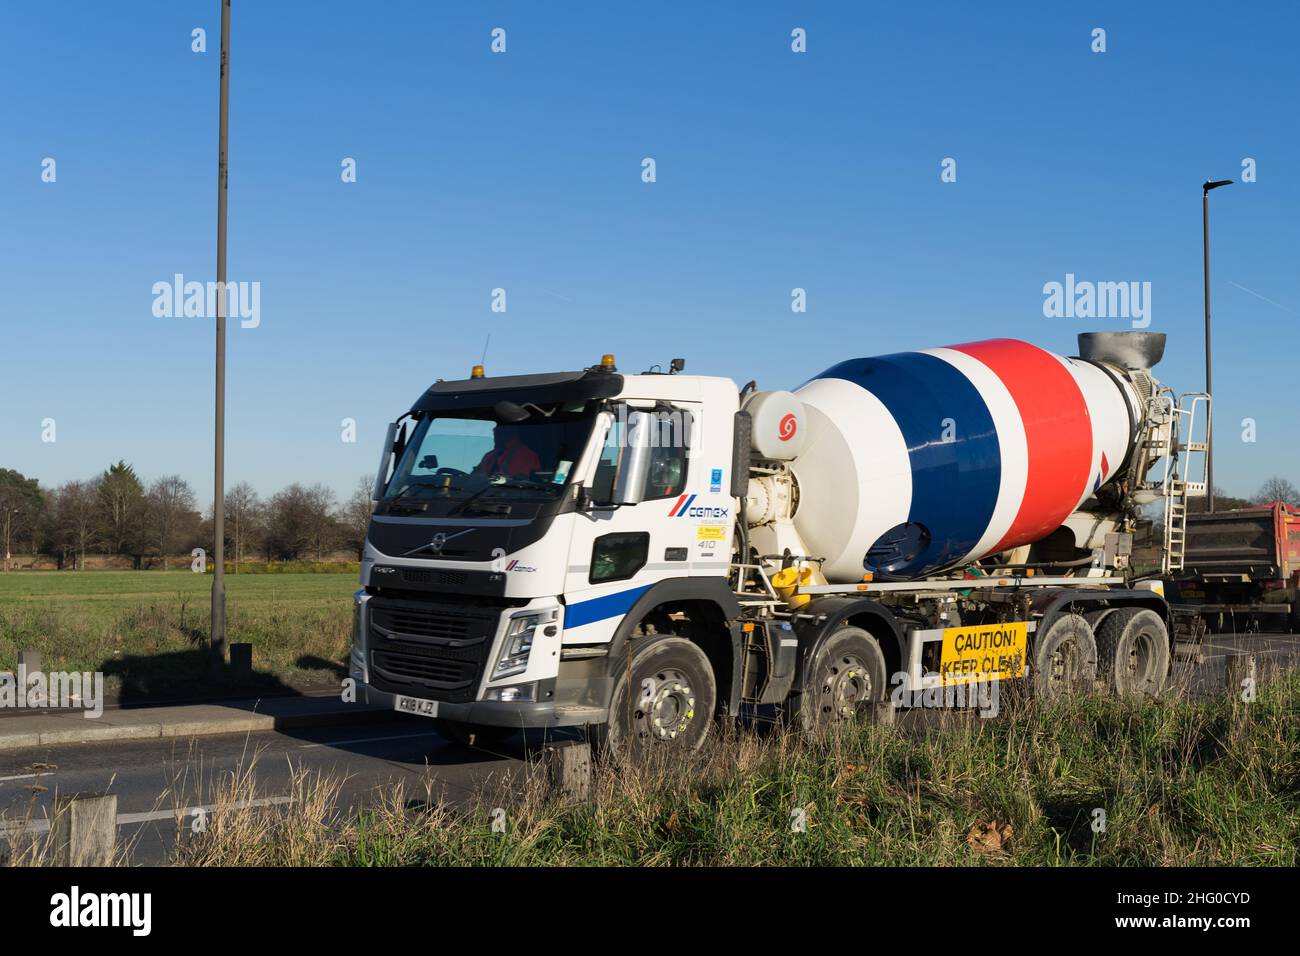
[595,636,717,762]
[1031,613,1097,697]
[790,625,888,735]
[1095,608,1170,696]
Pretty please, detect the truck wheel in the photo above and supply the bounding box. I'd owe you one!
[597,637,717,762]
[1031,613,1097,697]
[791,625,888,736]
[431,719,517,750]
[1094,608,1170,696]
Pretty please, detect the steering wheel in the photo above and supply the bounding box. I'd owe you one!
[434,467,469,478]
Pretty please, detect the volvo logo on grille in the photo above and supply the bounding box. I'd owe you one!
[404,528,473,557]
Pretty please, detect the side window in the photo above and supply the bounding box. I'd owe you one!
[590,532,649,584]
[590,419,623,505]
[641,408,691,500]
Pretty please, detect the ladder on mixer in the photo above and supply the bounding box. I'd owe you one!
[1160,393,1210,575]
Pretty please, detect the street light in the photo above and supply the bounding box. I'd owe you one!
[211,0,232,672]
[1202,178,1232,514]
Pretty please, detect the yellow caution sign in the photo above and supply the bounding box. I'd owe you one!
[696,525,727,541]
[939,622,1028,685]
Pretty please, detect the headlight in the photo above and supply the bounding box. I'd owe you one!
[492,609,557,680]
[493,614,541,679]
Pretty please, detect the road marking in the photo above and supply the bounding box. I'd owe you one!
[0,772,48,783]
[0,796,294,835]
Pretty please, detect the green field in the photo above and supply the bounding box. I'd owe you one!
[0,571,356,700]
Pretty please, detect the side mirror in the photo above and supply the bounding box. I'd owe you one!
[612,410,653,506]
[371,421,399,502]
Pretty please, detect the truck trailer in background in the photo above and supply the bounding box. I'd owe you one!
[349,330,1210,757]
[1174,501,1300,633]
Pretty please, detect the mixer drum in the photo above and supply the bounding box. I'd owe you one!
[791,338,1137,581]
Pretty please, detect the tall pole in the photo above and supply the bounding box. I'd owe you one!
[1202,178,1232,514]
[1202,188,1212,513]
[211,0,231,671]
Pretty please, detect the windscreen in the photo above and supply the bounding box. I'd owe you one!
[381,401,597,513]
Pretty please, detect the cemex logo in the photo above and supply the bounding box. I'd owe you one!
[668,495,729,519]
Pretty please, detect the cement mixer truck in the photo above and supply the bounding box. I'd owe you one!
[348,331,1209,756]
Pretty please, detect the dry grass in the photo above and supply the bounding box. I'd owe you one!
[5,669,1296,868]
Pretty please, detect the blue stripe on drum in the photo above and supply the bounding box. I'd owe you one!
[815,351,1002,578]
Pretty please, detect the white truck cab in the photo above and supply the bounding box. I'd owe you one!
[350,357,746,753]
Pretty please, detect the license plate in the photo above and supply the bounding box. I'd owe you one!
[394,694,439,717]
[939,622,1028,685]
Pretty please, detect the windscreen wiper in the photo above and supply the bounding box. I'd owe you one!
[446,478,544,517]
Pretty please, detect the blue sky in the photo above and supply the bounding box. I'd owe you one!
[3,1,1297,505]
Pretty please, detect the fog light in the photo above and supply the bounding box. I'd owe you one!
[488,684,535,702]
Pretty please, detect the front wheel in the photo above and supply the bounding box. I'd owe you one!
[595,636,717,762]
[790,625,888,736]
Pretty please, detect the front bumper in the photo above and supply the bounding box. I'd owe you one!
[362,683,606,728]
[350,588,607,728]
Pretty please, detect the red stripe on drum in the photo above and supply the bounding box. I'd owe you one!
[949,339,1093,552]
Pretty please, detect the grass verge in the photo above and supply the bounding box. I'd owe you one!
[150,672,1300,867]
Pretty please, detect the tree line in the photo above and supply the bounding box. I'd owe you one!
[1,464,1297,572]
[0,463,372,571]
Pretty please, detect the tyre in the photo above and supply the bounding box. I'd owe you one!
[789,625,888,736]
[1094,607,1170,696]
[595,636,717,762]
[431,719,517,750]
[1031,613,1097,697]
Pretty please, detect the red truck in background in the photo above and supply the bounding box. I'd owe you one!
[1175,501,1300,633]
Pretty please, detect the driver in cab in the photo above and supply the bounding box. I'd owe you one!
[475,428,541,479]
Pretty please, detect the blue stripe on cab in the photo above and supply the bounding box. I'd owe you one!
[815,351,1002,578]
[564,584,652,629]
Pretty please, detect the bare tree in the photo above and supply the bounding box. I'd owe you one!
[64,479,100,569]
[303,483,337,560]
[1254,476,1299,506]
[225,481,262,572]
[338,476,374,559]
[147,475,198,570]
[264,484,314,560]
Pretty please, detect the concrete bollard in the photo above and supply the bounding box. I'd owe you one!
[230,643,253,678]
[543,740,592,805]
[52,793,118,866]
[870,699,896,727]
[18,649,41,692]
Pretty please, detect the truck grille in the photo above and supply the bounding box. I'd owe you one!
[396,567,467,588]
[367,597,500,703]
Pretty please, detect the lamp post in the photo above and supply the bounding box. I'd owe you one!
[211,0,231,672]
[1202,178,1232,514]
